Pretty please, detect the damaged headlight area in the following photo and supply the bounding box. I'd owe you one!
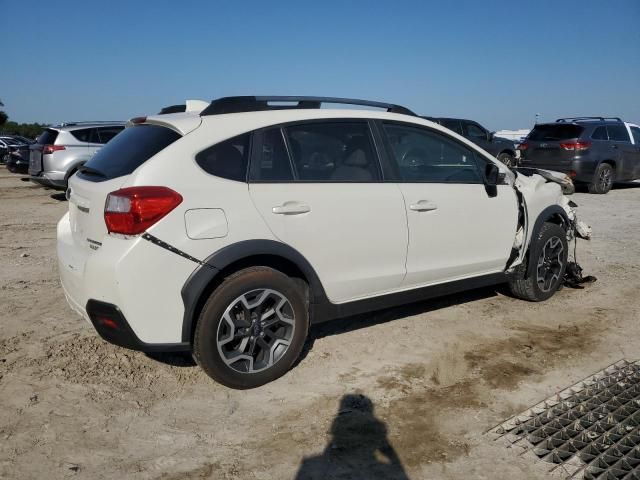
[515,167,576,195]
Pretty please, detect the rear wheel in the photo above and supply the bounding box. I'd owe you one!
[497,152,515,168]
[509,222,568,302]
[194,267,309,389]
[588,163,613,194]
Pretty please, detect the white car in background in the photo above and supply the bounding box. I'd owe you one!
[57,96,588,389]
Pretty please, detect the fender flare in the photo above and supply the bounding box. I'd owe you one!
[180,240,327,343]
[525,205,570,278]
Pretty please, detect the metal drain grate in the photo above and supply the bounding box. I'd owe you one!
[489,360,640,479]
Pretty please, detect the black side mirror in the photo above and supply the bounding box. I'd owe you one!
[484,163,499,198]
[485,163,500,185]
[487,131,494,142]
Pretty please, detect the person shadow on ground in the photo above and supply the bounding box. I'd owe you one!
[295,394,410,480]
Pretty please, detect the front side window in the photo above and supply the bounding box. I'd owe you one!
[465,122,487,140]
[284,122,380,182]
[383,123,483,183]
[591,126,608,140]
[97,126,124,144]
[607,124,630,142]
[71,128,93,143]
[196,133,250,182]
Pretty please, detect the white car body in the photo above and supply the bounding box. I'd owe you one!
[57,98,581,352]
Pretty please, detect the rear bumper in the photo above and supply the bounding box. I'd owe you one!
[30,171,67,189]
[57,211,197,350]
[86,300,189,352]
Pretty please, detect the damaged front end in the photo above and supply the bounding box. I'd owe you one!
[505,168,592,285]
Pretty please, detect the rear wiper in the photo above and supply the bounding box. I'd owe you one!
[78,165,106,177]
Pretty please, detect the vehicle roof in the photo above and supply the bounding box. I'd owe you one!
[145,108,441,136]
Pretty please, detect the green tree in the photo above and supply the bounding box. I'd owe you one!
[0,99,7,126]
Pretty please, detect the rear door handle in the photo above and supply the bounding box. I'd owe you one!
[409,200,438,212]
[272,202,311,215]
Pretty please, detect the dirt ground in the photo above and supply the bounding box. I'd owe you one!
[1,172,639,480]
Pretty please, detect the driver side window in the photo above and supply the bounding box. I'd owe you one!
[383,123,483,183]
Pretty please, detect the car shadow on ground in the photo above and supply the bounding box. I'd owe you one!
[574,181,640,193]
[146,285,501,369]
[296,285,501,367]
[50,192,67,201]
[294,393,410,480]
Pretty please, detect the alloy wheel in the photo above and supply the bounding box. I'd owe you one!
[536,236,565,292]
[216,289,295,373]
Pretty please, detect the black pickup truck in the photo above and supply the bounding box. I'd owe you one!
[423,117,518,167]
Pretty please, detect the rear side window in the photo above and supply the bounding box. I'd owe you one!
[36,129,59,145]
[284,122,380,182]
[80,125,181,181]
[250,128,294,182]
[631,127,640,144]
[607,125,630,142]
[591,126,608,140]
[196,133,250,182]
[71,128,93,142]
[383,123,483,183]
[528,124,584,141]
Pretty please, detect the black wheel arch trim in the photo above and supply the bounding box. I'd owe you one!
[525,205,570,278]
[180,239,328,343]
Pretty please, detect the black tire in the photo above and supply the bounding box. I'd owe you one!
[588,163,613,194]
[497,152,515,168]
[508,222,568,302]
[194,266,309,389]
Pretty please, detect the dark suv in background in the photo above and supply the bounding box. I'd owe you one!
[518,118,640,194]
[424,117,518,166]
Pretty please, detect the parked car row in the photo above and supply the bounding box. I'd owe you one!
[1,135,34,173]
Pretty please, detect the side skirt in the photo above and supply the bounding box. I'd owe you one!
[310,272,507,324]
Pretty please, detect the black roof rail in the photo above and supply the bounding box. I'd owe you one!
[158,104,186,115]
[556,116,622,123]
[200,96,416,116]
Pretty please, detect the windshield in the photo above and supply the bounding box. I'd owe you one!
[79,124,181,181]
[528,124,584,141]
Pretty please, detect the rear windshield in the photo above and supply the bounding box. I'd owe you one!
[36,129,59,145]
[79,124,181,181]
[528,124,584,141]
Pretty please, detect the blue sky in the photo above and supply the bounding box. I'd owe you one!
[2,0,639,129]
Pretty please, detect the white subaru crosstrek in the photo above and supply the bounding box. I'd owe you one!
[57,96,588,389]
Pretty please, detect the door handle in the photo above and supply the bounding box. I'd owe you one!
[409,200,438,212]
[272,202,311,215]
[611,145,618,149]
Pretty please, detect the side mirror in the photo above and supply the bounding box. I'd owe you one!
[487,131,494,142]
[485,163,500,186]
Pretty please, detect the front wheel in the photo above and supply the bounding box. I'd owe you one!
[508,222,568,302]
[194,266,309,389]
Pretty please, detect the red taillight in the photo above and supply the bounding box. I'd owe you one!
[104,186,183,235]
[568,170,577,178]
[517,142,529,151]
[560,141,591,151]
[43,144,65,154]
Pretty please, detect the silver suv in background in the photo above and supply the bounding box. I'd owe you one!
[29,121,125,189]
